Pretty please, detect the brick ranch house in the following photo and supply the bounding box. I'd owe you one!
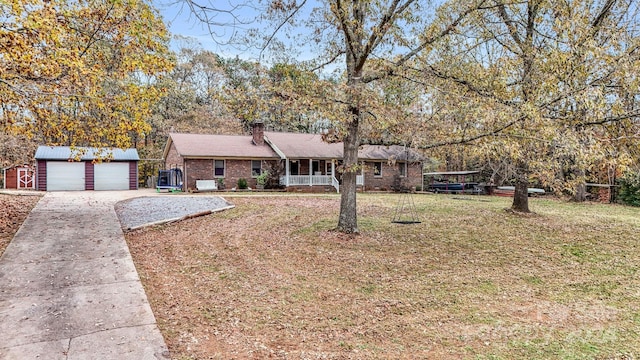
[163,123,423,192]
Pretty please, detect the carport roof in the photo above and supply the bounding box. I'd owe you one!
[35,146,140,161]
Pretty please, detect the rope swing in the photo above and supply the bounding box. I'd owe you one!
[390,145,421,224]
[391,190,421,224]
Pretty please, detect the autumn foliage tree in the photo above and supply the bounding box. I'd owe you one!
[422,0,640,211]
[183,0,640,228]
[185,0,489,233]
[0,0,174,150]
[147,45,244,155]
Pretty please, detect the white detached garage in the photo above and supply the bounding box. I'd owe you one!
[35,146,139,191]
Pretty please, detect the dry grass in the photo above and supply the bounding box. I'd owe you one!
[126,193,640,359]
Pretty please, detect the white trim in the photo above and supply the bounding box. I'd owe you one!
[285,159,290,186]
[17,168,34,189]
[264,136,286,159]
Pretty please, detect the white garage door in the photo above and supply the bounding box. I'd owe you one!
[47,162,85,191]
[94,162,130,190]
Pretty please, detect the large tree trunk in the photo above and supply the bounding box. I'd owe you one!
[336,0,365,234]
[512,178,530,212]
[511,160,530,212]
[337,118,360,233]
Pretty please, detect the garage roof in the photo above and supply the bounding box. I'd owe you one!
[35,146,140,161]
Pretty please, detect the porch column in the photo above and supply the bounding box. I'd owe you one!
[309,159,313,186]
[286,159,290,186]
[331,160,335,179]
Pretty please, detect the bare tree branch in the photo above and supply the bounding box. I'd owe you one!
[362,0,489,83]
[357,0,414,70]
[259,0,308,60]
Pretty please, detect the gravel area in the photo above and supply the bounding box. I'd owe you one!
[115,196,234,230]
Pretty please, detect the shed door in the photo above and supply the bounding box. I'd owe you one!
[94,162,130,190]
[47,162,85,191]
[17,168,34,189]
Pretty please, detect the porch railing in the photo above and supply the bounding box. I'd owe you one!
[332,176,340,193]
[280,175,333,186]
[280,174,365,189]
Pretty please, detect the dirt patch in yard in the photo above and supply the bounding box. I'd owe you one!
[0,193,41,256]
[126,195,640,359]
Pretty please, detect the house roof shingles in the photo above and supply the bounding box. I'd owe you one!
[167,132,423,162]
[265,131,343,159]
[358,144,422,162]
[169,133,279,159]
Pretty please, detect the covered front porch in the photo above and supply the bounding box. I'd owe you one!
[279,159,363,193]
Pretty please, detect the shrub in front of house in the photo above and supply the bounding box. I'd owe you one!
[237,178,248,190]
[256,171,269,188]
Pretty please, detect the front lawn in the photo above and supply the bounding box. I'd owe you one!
[126,193,640,359]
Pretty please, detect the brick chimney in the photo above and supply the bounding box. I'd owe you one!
[252,121,264,146]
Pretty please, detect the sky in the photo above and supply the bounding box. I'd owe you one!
[154,0,267,60]
[153,0,339,69]
[155,1,221,51]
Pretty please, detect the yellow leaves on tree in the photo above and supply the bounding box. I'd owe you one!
[0,0,174,148]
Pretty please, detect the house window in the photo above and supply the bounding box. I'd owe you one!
[290,160,299,175]
[214,160,225,177]
[251,160,262,177]
[398,162,407,177]
[373,162,382,177]
[312,160,320,175]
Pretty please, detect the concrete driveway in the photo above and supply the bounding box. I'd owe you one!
[0,191,169,359]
